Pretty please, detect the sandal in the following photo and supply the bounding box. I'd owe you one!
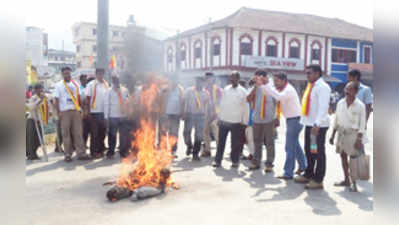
[334,180,350,187]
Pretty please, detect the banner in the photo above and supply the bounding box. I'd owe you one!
[242,56,304,71]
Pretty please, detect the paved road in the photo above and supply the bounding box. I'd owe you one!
[26,114,373,225]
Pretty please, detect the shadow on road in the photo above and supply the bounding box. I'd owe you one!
[172,157,212,172]
[255,181,305,201]
[336,189,373,211]
[212,167,247,182]
[304,189,342,216]
[26,156,93,176]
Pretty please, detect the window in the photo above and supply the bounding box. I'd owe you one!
[92,29,96,35]
[213,43,221,56]
[289,40,300,58]
[240,43,252,55]
[195,47,201,58]
[167,54,173,63]
[180,50,186,61]
[332,49,357,63]
[312,49,321,61]
[364,46,371,64]
[311,43,321,61]
[266,39,277,57]
[76,45,80,53]
[113,31,119,37]
[92,45,96,52]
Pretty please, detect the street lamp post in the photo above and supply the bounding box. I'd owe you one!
[97,0,109,81]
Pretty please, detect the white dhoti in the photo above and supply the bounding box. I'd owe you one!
[245,126,255,155]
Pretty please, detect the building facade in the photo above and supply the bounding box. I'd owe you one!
[25,26,48,67]
[47,49,77,73]
[72,22,126,73]
[163,7,373,89]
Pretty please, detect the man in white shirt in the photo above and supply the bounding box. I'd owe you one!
[212,71,249,168]
[294,65,331,189]
[104,76,130,159]
[260,72,307,179]
[329,82,366,192]
[54,67,90,162]
[85,68,110,158]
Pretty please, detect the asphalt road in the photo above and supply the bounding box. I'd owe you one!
[26,114,373,225]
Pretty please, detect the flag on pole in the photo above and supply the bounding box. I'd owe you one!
[89,55,93,66]
[27,61,39,85]
[109,55,116,69]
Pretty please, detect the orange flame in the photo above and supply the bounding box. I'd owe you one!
[116,80,177,191]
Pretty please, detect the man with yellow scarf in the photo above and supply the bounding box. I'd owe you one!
[294,65,331,189]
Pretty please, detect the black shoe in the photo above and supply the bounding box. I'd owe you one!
[27,155,41,160]
[276,175,293,180]
[212,161,221,167]
[231,163,239,168]
[186,147,193,156]
[64,156,73,163]
[106,152,115,159]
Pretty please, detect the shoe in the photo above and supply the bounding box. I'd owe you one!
[294,175,311,183]
[231,163,239,168]
[334,180,350,187]
[186,147,193,156]
[192,155,201,161]
[212,161,221,168]
[264,166,274,173]
[248,164,260,170]
[77,155,91,160]
[94,153,104,159]
[27,155,41,160]
[106,152,115,159]
[201,150,211,158]
[64,156,72,163]
[276,175,293,180]
[241,154,253,160]
[349,182,358,192]
[295,169,305,175]
[305,180,324,189]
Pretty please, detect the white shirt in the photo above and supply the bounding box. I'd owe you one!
[218,84,249,125]
[334,98,366,134]
[261,82,301,119]
[104,87,129,119]
[53,80,81,112]
[300,77,331,127]
[86,79,109,113]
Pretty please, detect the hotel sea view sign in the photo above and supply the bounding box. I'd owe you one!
[243,56,305,71]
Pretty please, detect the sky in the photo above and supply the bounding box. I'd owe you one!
[21,0,373,51]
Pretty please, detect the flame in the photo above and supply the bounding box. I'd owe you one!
[116,80,177,191]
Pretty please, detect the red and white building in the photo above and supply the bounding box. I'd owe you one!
[163,7,373,87]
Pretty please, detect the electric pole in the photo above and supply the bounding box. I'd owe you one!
[97,0,109,81]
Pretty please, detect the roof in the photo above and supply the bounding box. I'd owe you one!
[171,7,373,42]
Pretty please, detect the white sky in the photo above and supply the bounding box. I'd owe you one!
[21,0,373,51]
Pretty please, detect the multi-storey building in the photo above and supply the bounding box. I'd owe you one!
[163,7,373,89]
[72,22,126,72]
[25,26,48,67]
[47,49,76,73]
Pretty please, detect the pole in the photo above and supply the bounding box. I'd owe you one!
[175,30,180,74]
[33,116,48,162]
[97,0,109,82]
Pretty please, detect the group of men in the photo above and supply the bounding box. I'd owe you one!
[26,64,372,192]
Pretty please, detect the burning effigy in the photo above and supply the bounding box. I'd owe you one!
[106,75,178,202]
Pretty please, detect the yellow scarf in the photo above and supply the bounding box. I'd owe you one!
[194,88,201,109]
[64,80,81,111]
[301,83,314,116]
[39,97,49,125]
[260,95,267,119]
[91,79,109,109]
[212,85,220,114]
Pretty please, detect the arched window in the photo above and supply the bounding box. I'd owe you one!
[240,34,253,56]
[180,44,186,61]
[265,37,278,57]
[311,41,322,63]
[289,39,301,59]
[212,38,221,56]
[194,40,202,59]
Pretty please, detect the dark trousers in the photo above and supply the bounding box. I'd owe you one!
[304,126,329,183]
[82,117,90,146]
[160,114,181,153]
[89,113,106,156]
[26,118,41,158]
[107,117,133,157]
[214,121,242,164]
[183,114,205,157]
